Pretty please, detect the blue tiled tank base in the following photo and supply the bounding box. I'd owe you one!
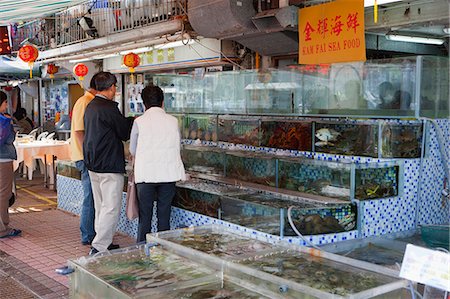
[170,207,358,246]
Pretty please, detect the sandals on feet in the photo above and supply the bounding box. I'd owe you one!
[0,229,22,238]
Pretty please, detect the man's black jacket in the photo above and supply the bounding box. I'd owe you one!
[83,96,133,173]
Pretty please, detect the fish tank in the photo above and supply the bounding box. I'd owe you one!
[68,244,218,299]
[380,122,423,158]
[56,160,80,180]
[221,191,356,236]
[148,225,277,262]
[183,114,217,142]
[314,121,378,157]
[174,179,252,219]
[171,113,184,132]
[225,150,277,188]
[354,161,400,200]
[278,156,352,201]
[260,118,312,151]
[217,115,260,146]
[181,145,225,176]
[237,248,408,298]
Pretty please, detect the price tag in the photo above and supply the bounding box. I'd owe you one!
[400,244,450,292]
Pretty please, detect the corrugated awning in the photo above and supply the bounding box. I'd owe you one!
[0,0,88,24]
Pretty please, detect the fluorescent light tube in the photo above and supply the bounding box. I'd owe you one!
[364,0,402,7]
[386,34,445,45]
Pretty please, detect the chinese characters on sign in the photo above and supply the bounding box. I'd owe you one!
[298,0,366,64]
[0,26,11,55]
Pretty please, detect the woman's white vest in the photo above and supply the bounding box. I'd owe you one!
[134,107,186,183]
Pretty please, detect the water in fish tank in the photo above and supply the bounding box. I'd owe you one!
[181,146,224,176]
[151,226,275,261]
[355,164,399,200]
[278,157,351,200]
[183,115,217,141]
[218,116,260,146]
[239,250,398,296]
[171,113,184,132]
[381,122,422,158]
[72,245,215,298]
[260,119,312,151]
[174,187,221,218]
[163,281,271,299]
[314,122,378,157]
[225,151,277,188]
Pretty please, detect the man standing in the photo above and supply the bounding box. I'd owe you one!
[129,85,186,243]
[70,80,96,246]
[83,72,133,254]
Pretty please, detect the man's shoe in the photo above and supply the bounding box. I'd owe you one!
[81,240,92,246]
[107,243,120,250]
[89,247,99,255]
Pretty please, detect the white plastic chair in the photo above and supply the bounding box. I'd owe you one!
[45,132,56,140]
[28,128,39,139]
[36,132,49,141]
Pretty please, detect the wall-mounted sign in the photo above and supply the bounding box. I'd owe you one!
[298,0,366,65]
[0,26,11,55]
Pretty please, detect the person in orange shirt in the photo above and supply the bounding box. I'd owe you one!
[70,79,97,246]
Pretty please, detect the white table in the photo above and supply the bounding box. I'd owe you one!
[14,141,71,188]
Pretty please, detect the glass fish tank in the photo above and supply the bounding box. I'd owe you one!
[56,160,80,180]
[260,118,312,151]
[170,113,184,132]
[314,122,378,157]
[183,114,218,142]
[225,150,277,188]
[181,145,225,176]
[148,225,277,262]
[221,191,356,236]
[217,115,260,146]
[278,157,352,201]
[354,162,400,200]
[69,244,218,299]
[237,249,407,298]
[174,179,252,218]
[381,122,423,158]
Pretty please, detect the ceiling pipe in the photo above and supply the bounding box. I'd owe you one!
[39,32,189,64]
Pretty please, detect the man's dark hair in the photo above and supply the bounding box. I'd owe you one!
[13,108,27,120]
[90,72,117,91]
[141,85,164,109]
[0,91,6,105]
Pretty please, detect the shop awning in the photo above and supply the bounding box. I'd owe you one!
[0,0,88,24]
[0,56,40,80]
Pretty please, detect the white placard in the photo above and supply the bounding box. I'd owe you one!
[400,244,450,292]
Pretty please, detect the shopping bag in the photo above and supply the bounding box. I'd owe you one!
[126,167,139,220]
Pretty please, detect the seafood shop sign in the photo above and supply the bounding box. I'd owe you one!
[298,0,366,64]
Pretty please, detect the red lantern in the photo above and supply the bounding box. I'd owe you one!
[73,63,89,81]
[18,44,39,78]
[123,52,140,73]
[3,86,12,92]
[46,64,59,79]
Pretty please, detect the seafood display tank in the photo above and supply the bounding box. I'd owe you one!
[146,225,409,299]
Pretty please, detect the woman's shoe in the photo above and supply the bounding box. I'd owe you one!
[8,194,15,207]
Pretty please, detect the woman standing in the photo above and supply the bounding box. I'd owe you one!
[0,91,21,238]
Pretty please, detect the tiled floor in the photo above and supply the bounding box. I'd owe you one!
[0,173,135,298]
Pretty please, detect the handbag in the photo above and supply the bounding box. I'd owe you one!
[126,160,139,220]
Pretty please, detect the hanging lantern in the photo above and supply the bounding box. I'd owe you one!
[123,52,140,84]
[18,44,39,78]
[73,63,89,82]
[46,64,59,79]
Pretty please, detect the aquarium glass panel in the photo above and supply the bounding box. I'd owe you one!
[260,119,312,151]
[278,157,351,200]
[217,116,260,146]
[211,71,247,113]
[57,161,80,180]
[381,122,423,158]
[288,204,356,235]
[174,187,221,218]
[420,56,449,119]
[181,146,224,176]
[355,163,399,200]
[314,122,378,157]
[240,250,398,296]
[225,151,276,187]
[183,115,217,141]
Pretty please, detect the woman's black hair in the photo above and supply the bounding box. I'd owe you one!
[0,90,7,105]
[141,85,164,109]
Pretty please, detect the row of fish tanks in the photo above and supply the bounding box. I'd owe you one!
[70,224,411,299]
[173,114,424,159]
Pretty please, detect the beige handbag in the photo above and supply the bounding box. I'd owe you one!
[126,159,139,220]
